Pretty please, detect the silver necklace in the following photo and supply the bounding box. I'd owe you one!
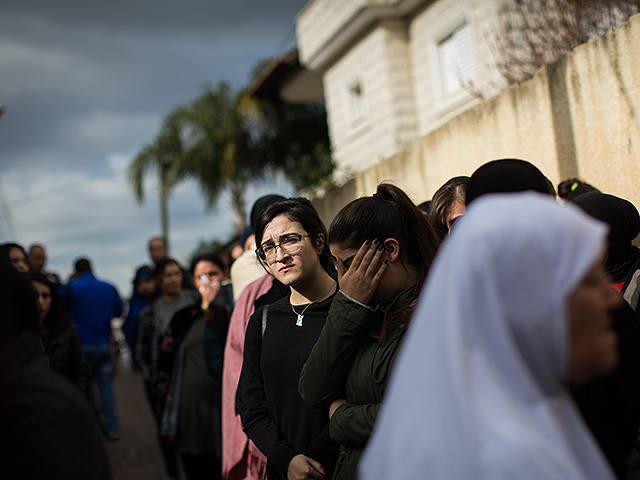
[290,282,336,327]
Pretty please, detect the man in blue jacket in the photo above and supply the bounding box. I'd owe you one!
[62,257,124,439]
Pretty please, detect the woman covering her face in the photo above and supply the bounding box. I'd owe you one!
[236,197,339,480]
[136,258,219,480]
[298,183,440,480]
[360,192,621,479]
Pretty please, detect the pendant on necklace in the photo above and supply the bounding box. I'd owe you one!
[296,314,304,327]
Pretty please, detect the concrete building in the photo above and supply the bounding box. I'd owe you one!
[250,3,640,225]
[295,0,504,180]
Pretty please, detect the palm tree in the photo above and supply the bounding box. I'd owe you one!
[173,82,262,233]
[128,110,187,247]
[129,78,334,243]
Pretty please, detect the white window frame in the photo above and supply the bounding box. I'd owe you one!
[437,21,477,96]
[347,78,368,129]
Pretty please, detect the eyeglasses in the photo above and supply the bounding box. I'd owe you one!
[256,233,311,264]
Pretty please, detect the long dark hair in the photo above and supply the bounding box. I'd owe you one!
[428,176,469,240]
[30,272,72,336]
[254,197,334,276]
[329,183,440,344]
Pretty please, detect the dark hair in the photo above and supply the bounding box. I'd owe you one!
[0,242,26,258]
[557,178,600,201]
[329,183,440,344]
[254,197,333,275]
[74,258,92,274]
[250,194,286,232]
[0,249,38,344]
[428,176,470,240]
[189,253,226,277]
[148,235,167,247]
[28,243,45,253]
[30,273,72,335]
[465,159,555,205]
[154,257,182,277]
[1,243,29,278]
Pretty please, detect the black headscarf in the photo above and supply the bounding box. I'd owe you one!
[465,159,554,205]
[572,191,640,283]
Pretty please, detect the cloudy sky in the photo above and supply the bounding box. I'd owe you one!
[0,0,307,296]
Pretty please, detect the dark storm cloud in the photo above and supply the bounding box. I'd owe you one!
[0,0,304,293]
[3,0,305,35]
[0,0,304,170]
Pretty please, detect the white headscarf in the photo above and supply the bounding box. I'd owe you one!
[359,192,614,480]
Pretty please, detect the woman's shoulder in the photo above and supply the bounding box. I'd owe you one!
[259,295,291,315]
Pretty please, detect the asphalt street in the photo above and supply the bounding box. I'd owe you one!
[103,370,167,480]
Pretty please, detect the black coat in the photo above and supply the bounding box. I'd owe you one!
[42,324,90,398]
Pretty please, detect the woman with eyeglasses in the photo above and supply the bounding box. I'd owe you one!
[298,183,440,480]
[236,197,339,480]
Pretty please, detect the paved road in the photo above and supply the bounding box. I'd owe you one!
[103,370,167,480]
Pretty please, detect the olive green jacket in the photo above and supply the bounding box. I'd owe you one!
[299,290,408,480]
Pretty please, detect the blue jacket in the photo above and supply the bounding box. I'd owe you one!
[62,272,123,345]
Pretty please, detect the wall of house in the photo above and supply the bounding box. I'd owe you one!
[312,13,640,227]
[297,0,408,67]
[408,0,502,136]
[298,0,503,177]
[323,20,418,180]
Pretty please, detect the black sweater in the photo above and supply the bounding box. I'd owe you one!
[237,293,338,479]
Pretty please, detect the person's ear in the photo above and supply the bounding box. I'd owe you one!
[383,238,401,262]
[315,233,325,254]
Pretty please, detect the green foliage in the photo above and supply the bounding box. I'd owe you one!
[129,64,334,235]
[246,95,334,191]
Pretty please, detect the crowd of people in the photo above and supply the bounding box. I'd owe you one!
[3,158,640,480]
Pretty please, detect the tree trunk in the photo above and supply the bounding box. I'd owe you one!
[160,166,170,250]
[229,180,246,235]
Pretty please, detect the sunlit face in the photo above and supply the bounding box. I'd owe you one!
[149,239,167,264]
[136,276,157,300]
[159,262,183,297]
[29,246,46,272]
[32,281,52,321]
[566,256,622,384]
[259,215,322,288]
[193,260,225,290]
[9,247,29,274]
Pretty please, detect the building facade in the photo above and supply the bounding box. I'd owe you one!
[296,0,504,180]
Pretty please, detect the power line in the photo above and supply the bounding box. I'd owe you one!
[0,165,126,210]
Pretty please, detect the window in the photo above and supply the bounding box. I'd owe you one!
[348,79,367,126]
[438,22,477,95]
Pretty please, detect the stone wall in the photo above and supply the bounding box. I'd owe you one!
[312,13,640,227]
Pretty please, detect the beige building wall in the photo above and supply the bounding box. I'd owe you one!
[312,13,640,227]
[408,0,502,136]
[323,20,418,180]
[297,0,503,177]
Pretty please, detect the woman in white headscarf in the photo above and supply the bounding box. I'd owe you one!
[360,192,622,480]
